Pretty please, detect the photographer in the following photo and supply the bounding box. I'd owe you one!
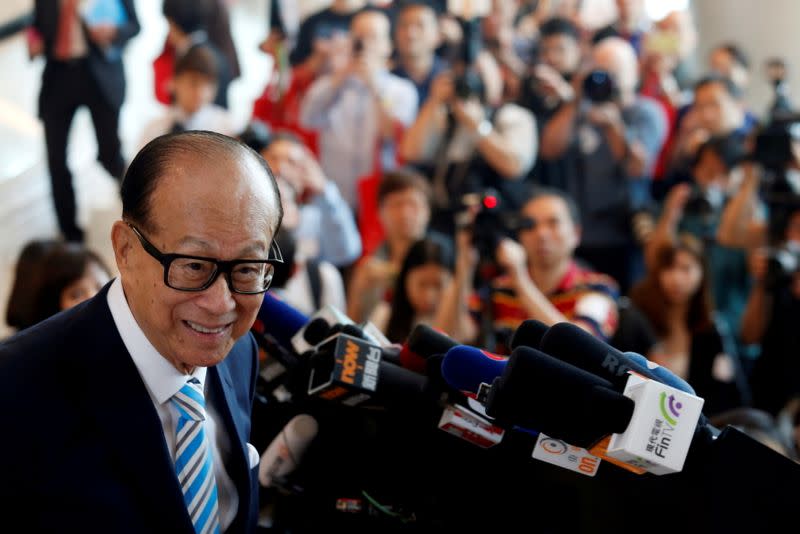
[539,37,667,291]
[741,201,800,414]
[400,63,537,236]
[433,187,618,352]
[648,136,751,346]
[518,17,582,128]
[299,9,418,210]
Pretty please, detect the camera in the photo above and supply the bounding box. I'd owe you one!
[582,70,618,104]
[457,190,530,265]
[453,69,485,101]
[751,117,800,172]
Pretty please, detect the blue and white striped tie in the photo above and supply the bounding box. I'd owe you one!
[170,378,221,534]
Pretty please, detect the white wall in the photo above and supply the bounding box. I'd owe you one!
[693,0,800,120]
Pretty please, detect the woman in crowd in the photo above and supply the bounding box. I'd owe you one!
[630,234,749,416]
[371,236,454,343]
[28,243,111,327]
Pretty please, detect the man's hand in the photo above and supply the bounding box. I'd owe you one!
[532,64,575,102]
[428,72,454,105]
[586,102,623,130]
[259,32,285,56]
[87,24,118,47]
[451,96,485,133]
[350,55,379,95]
[663,182,692,218]
[495,238,528,277]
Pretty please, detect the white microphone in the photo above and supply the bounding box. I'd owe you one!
[258,414,319,487]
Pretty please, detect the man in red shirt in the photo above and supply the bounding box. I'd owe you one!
[435,187,619,352]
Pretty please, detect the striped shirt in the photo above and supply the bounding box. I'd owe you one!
[470,261,619,354]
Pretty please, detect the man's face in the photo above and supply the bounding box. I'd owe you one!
[351,12,392,64]
[518,196,580,268]
[379,188,430,242]
[694,82,741,135]
[59,261,110,311]
[693,149,728,190]
[395,6,439,60]
[262,139,304,192]
[540,33,580,76]
[173,71,217,116]
[114,153,279,372]
[592,40,638,96]
[710,48,748,91]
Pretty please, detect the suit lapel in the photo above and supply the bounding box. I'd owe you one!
[81,287,192,531]
[208,358,251,530]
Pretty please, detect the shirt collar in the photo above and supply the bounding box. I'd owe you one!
[553,260,580,294]
[107,277,206,405]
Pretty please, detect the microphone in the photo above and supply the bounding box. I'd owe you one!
[254,293,310,351]
[259,414,319,488]
[301,317,332,347]
[403,324,458,372]
[509,319,550,351]
[538,322,695,394]
[307,333,428,406]
[441,345,507,394]
[479,346,635,448]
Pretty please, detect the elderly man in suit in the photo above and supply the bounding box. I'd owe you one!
[0,131,284,533]
[30,0,140,242]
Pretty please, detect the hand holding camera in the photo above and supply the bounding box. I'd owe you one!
[532,64,575,103]
[495,238,528,278]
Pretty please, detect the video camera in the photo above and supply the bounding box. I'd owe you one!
[457,190,531,268]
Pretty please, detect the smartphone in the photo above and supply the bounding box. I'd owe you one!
[643,31,681,56]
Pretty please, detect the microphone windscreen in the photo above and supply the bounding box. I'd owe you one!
[303,317,332,346]
[486,346,634,447]
[398,344,428,373]
[257,294,310,348]
[441,345,507,393]
[407,324,458,358]
[258,414,319,487]
[376,361,428,399]
[510,320,549,350]
[539,322,661,391]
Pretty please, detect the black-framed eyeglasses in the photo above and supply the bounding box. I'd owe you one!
[126,223,283,294]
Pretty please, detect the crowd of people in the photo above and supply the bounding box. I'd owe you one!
[8,0,800,479]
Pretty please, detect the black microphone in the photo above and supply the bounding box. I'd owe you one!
[538,322,695,394]
[302,317,333,346]
[307,333,428,406]
[509,319,550,351]
[480,346,635,448]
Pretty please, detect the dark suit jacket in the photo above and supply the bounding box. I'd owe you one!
[0,283,259,533]
[33,0,140,110]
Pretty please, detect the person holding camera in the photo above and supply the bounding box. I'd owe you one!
[539,36,668,291]
[400,59,537,236]
[300,9,418,211]
[434,187,618,352]
[740,200,800,415]
[519,17,582,128]
[648,136,752,349]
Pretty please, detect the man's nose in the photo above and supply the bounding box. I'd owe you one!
[196,273,237,314]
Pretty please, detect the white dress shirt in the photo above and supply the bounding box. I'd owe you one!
[107,278,238,530]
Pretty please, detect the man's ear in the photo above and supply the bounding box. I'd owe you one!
[110,220,133,273]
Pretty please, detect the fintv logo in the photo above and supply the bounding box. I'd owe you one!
[659,392,683,426]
